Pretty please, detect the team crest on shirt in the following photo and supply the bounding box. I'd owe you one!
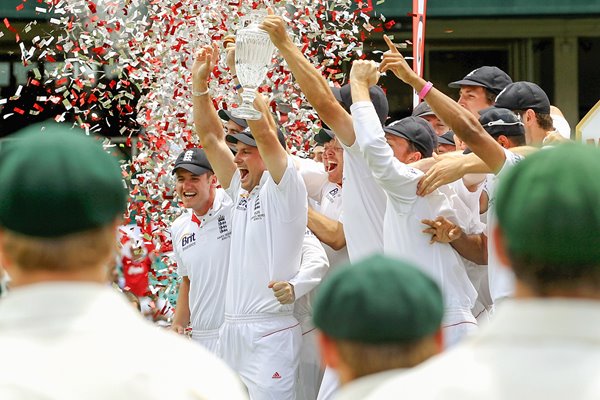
[181,233,196,250]
[216,215,231,241]
[251,194,265,221]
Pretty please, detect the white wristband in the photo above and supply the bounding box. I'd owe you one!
[192,88,209,97]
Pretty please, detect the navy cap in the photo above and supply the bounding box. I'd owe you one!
[314,128,335,145]
[449,66,512,95]
[438,130,455,146]
[218,109,249,129]
[172,148,213,175]
[494,81,551,114]
[478,107,525,137]
[385,116,436,158]
[226,128,287,149]
[332,84,389,125]
[412,101,435,118]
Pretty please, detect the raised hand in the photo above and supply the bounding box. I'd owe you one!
[379,35,416,83]
[191,42,219,84]
[349,60,380,88]
[260,7,293,49]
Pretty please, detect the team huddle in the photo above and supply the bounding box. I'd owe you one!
[167,11,572,400]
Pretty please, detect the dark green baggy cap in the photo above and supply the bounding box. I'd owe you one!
[0,122,127,237]
[313,254,443,343]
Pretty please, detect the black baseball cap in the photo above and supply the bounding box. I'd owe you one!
[172,148,213,175]
[384,116,436,158]
[449,66,513,95]
[332,84,389,125]
[494,81,551,114]
[314,128,335,145]
[218,109,249,129]
[438,130,455,146]
[478,107,525,137]
[226,128,287,149]
[412,101,435,118]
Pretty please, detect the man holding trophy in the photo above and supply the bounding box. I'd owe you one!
[191,23,308,399]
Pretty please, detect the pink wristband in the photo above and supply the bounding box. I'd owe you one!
[418,81,433,100]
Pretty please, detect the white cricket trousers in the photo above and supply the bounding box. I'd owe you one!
[295,314,324,400]
[191,328,220,355]
[220,313,302,400]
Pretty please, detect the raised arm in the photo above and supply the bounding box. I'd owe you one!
[260,8,355,146]
[191,43,236,189]
[246,94,288,184]
[379,35,506,173]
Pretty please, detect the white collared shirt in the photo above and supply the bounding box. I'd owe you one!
[340,140,387,263]
[171,188,233,331]
[225,156,308,315]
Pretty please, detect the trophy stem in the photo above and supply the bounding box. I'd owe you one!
[232,88,262,121]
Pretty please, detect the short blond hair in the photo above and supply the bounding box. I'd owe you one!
[335,335,438,379]
[1,224,118,272]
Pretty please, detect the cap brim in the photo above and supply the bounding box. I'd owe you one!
[448,79,487,89]
[172,163,212,175]
[438,137,455,146]
[226,133,257,147]
[415,111,436,117]
[218,109,249,129]
[383,127,412,143]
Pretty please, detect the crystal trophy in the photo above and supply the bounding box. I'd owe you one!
[232,11,276,120]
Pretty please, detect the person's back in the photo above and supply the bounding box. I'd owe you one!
[0,122,247,400]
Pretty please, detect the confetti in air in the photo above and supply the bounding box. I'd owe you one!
[5,0,390,315]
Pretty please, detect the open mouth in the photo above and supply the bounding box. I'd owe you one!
[239,168,249,181]
[183,192,197,199]
[325,161,338,173]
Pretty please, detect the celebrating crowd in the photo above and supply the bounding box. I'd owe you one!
[1,8,599,400]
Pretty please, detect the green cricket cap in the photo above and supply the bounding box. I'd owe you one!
[0,122,127,237]
[496,143,600,265]
[313,254,443,343]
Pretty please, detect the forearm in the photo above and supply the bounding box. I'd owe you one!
[276,41,354,146]
[289,231,329,299]
[307,207,346,250]
[451,232,488,265]
[172,277,191,327]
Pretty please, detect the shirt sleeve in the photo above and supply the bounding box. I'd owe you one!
[350,101,423,213]
[267,155,308,224]
[169,222,188,277]
[294,155,329,202]
[288,229,330,300]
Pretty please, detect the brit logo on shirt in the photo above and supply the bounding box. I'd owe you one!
[181,233,196,250]
[325,186,340,202]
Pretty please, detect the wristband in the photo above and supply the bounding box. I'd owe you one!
[418,81,433,101]
[233,84,242,91]
[192,88,209,97]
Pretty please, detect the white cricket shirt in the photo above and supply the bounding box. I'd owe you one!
[296,156,350,268]
[352,102,477,319]
[340,140,387,263]
[485,148,523,303]
[225,156,308,315]
[171,188,233,332]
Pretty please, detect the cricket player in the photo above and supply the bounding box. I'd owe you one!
[191,43,307,399]
[170,147,233,354]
